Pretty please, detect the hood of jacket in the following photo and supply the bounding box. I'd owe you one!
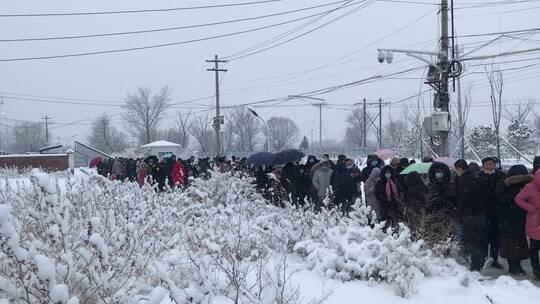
[428,161,451,186]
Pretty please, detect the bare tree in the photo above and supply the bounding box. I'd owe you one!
[122,86,172,144]
[190,114,215,153]
[344,109,369,148]
[222,123,239,153]
[266,117,300,151]
[486,66,503,160]
[383,119,409,150]
[9,122,46,153]
[228,107,261,152]
[503,100,533,124]
[163,110,193,149]
[453,86,472,159]
[87,113,128,153]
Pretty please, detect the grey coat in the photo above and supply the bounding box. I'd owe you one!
[312,167,334,197]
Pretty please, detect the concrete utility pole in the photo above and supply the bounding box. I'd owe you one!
[378,98,383,149]
[439,0,451,156]
[315,103,325,152]
[206,55,227,156]
[363,98,367,148]
[41,115,53,146]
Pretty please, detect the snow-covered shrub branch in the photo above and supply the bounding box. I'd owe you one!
[1,169,473,302]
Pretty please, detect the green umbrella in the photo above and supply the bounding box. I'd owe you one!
[400,162,433,175]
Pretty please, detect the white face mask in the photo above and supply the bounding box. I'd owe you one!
[384,173,392,179]
[346,165,354,169]
[435,172,444,179]
[370,160,378,167]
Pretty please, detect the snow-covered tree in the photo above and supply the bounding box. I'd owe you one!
[384,120,410,151]
[506,120,536,159]
[467,125,497,159]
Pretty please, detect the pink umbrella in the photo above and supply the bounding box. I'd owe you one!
[434,157,456,169]
[374,149,395,161]
[88,156,102,168]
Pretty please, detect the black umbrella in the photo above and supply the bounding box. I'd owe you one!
[247,152,275,167]
[273,149,305,165]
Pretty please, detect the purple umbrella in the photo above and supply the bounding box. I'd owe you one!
[374,149,395,161]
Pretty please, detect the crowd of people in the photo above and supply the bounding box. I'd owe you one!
[253,153,540,279]
[94,152,540,279]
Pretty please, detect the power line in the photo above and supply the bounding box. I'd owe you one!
[0,0,284,17]
[0,92,214,107]
[0,0,351,42]
[0,4,355,62]
[225,0,377,61]
[452,27,540,38]
[223,0,361,60]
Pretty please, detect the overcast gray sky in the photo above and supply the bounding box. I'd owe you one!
[0,0,539,147]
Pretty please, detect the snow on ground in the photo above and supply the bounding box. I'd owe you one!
[1,169,539,303]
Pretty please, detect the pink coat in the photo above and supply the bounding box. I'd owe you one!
[515,170,540,240]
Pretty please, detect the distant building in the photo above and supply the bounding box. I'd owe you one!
[141,140,181,159]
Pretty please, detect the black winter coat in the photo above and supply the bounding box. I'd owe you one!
[448,170,486,218]
[426,162,452,214]
[477,171,505,217]
[331,164,355,203]
[495,174,532,238]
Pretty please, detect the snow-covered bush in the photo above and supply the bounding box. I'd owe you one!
[1,169,473,302]
[293,201,465,297]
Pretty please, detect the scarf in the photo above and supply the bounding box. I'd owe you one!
[385,179,398,202]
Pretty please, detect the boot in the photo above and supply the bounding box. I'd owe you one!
[491,259,503,270]
[507,260,517,274]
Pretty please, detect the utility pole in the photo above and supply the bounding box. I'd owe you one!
[315,103,326,152]
[41,115,53,146]
[363,98,367,149]
[439,0,451,156]
[288,95,326,153]
[378,98,383,150]
[456,45,465,159]
[206,54,227,156]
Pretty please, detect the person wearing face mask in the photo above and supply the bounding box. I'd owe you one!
[360,155,382,183]
[345,158,362,202]
[448,159,489,272]
[305,155,319,172]
[374,165,403,226]
[478,157,506,269]
[422,162,455,246]
[312,160,334,208]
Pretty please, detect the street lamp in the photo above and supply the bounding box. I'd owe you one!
[247,107,270,152]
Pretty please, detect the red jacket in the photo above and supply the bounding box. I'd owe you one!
[172,161,186,186]
[138,167,148,187]
[515,170,540,240]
